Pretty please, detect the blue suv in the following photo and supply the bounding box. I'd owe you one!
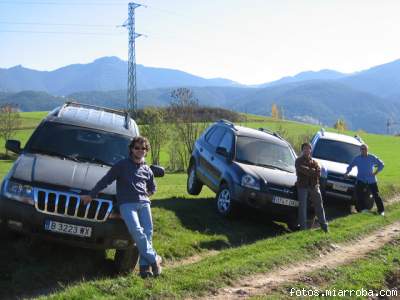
[187,120,303,229]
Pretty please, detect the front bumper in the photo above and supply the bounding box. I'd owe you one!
[320,178,355,202]
[0,196,133,250]
[232,184,299,221]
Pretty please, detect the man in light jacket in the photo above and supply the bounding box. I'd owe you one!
[345,144,385,215]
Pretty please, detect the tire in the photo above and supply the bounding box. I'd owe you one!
[114,246,139,274]
[364,193,374,210]
[216,184,238,218]
[353,188,374,212]
[0,221,8,239]
[187,164,203,195]
[286,219,300,231]
[0,220,14,240]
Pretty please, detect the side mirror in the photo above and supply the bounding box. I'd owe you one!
[150,165,165,177]
[216,146,229,158]
[6,140,21,154]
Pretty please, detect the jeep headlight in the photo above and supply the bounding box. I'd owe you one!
[241,174,260,190]
[2,180,34,205]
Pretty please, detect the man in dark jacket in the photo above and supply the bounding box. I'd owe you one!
[296,142,328,232]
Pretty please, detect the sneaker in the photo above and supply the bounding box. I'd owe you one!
[139,265,153,279]
[151,255,162,277]
[361,209,369,213]
[320,223,329,233]
[379,211,385,216]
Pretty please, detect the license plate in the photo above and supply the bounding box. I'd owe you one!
[272,196,299,207]
[332,183,348,192]
[45,220,92,238]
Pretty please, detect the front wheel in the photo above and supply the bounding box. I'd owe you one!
[364,193,374,210]
[0,221,14,239]
[216,184,238,218]
[187,164,203,195]
[114,246,139,274]
[353,189,374,212]
[286,219,300,231]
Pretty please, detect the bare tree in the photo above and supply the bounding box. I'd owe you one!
[167,134,186,172]
[140,107,169,165]
[0,104,21,156]
[276,125,313,155]
[168,88,207,170]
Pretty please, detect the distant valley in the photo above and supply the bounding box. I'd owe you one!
[1,56,400,134]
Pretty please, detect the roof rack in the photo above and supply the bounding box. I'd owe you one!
[258,127,274,135]
[354,134,364,143]
[258,127,284,140]
[64,101,126,116]
[217,119,237,130]
[62,101,131,129]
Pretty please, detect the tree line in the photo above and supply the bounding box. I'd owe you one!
[138,88,242,171]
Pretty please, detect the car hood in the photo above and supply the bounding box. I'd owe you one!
[10,153,115,194]
[237,162,297,186]
[313,158,357,177]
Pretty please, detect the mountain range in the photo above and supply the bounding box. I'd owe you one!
[0,57,241,95]
[1,56,400,134]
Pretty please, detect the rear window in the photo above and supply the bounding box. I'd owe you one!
[313,139,360,164]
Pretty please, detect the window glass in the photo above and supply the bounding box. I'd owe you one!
[235,136,295,173]
[26,122,131,166]
[218,132,233,152]
[313,139,360,164]
[204,127,216,142]
[207,127,226,147]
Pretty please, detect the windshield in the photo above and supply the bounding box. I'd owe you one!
[313,139,360,164]
[235,136,296,172]
[25,122,132,166]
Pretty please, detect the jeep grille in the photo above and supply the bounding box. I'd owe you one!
[34,188,112,222]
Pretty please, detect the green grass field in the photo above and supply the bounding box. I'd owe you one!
[256,237,400,300]
[0,112,399,299]
[38,205,400,300]
[19,111,48,127]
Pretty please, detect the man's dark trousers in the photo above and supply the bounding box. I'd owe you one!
[355,181,384,213]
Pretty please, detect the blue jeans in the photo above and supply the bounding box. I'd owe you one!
[119,202,157,266]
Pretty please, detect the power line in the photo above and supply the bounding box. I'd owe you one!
[0,1,186,17]
[0,1,128,5]
[0,21,117,27]
[0,29,125,36]
[145,4,186,18]
[386,119,399,135]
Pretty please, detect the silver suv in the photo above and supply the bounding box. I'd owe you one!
[0,102,163,273]
[310,129,373,210]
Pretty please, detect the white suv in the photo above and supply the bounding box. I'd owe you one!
[310,129,374,210]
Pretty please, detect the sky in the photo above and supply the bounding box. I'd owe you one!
[1,0,400,85]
